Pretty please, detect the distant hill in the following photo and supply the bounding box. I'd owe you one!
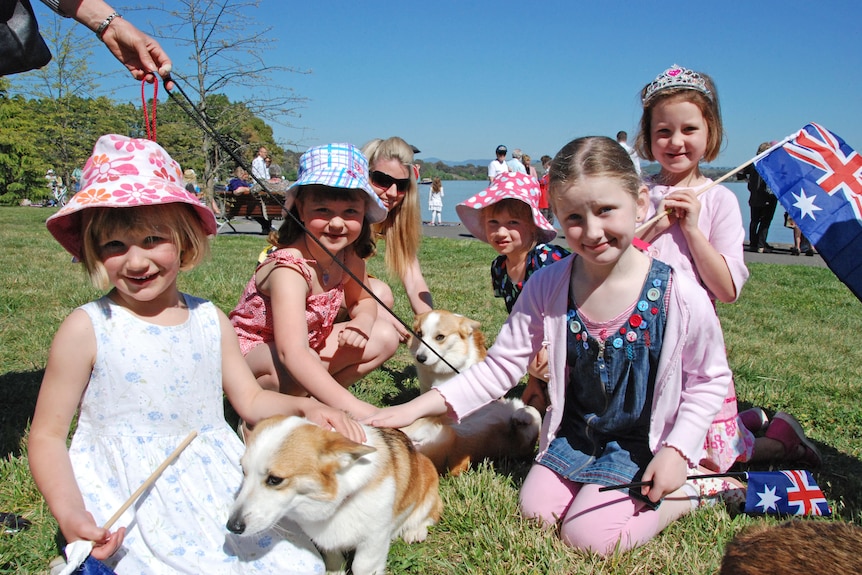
[423,157,487,167]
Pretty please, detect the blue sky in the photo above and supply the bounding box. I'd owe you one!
[33,0,862,168]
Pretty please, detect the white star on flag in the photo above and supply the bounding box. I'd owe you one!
[792,188,823,220]
[756,485,783,512]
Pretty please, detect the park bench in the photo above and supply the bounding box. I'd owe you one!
[215,181,289,233]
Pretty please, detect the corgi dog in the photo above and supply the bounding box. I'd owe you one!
[227,415,442,575]
[403,310,541,475]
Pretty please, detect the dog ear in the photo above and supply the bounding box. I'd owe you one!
[322,435,377,471]
[458,318,482,337]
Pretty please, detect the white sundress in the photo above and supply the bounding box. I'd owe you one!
[70,294,324,575]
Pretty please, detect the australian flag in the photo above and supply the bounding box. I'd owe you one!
[754,123,862,302]
[744,470,832,516]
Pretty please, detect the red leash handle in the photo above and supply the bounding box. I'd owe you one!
[141,75,158,141]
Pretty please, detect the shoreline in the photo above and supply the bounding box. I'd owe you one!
[217,218,827,269]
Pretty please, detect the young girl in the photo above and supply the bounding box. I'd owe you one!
[634,64,820,471]
[457,172,568,411]
[230,143,401,420]
[366,137,734,555]
[30,134,362,574]
[428,177,444,226]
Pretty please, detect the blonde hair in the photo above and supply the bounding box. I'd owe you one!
[634,70,724,163]
[361,137,420,279]
[549,136,642,206]
[80,204,210,290]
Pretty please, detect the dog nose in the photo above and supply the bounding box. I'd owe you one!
[416,353,427,364]
[226,514,246,534]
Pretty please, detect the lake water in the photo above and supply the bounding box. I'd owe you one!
[421,179,793,246]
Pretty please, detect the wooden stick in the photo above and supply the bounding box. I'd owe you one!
[635,134,796,234]
[102,430,197,530]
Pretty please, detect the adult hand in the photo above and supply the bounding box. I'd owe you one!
[101,18,174,89]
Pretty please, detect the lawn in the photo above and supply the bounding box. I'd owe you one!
[2,206,861,574]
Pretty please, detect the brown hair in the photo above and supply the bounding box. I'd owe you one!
[549,136,642,206]
[634,70,723,163]
[270,185,376,259]
[80,204,210,290]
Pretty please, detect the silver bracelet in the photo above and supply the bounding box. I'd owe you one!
[95,12,122,40]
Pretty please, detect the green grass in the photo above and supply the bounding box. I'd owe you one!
[2,206,862,573]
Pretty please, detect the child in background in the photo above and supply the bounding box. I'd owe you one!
[457,172,568,412]
[366,137,737,555]
[428,177,444,226]
[537,154,554,225]
[634,64,820,470]
[30,135,362,573]
[230,143,400,420]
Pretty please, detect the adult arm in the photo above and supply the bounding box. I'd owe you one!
[54,0,174,89]
[401,256,433,315]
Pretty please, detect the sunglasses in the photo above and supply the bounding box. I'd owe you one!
[371,170,411,193]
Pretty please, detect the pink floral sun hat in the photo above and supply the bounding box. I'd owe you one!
[456,172,557,244]
[46,134,217,259]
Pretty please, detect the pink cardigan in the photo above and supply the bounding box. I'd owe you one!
[436,255,731,467]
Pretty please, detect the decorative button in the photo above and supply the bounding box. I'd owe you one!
[652,278,662,287]
[647,287,661,301]
[640,320,649,330]
[569,320,582,333]
[612,338,623,349]
[626,331,637,342]
[651,307,658,315]
[629,315,643,328]
[637,300,649,312]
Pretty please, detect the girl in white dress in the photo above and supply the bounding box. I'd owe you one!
[29,134,364,574]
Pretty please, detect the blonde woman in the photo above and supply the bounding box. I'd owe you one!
[362,137,433,339]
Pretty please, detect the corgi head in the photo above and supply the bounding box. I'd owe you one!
[227,416,375,536]
[409,310,487,393]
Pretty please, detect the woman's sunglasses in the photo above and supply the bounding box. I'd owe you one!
[371,170,411,193]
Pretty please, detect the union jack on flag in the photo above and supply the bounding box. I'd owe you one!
[744,470,832,517]
[754,123,862,302]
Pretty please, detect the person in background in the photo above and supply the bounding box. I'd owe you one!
[488,144,510,181]
[743,142,778,253]
[34,0,174,88]
[251,146,269,182]
[523,153,539,181]
[428,177,444,226]
[508,148,527,174]
[616,130,642,176]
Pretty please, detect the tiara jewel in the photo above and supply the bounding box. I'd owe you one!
[642,64,711,103]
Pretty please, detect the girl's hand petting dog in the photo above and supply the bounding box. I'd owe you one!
[304,400,366,444]
[640,446,688,503]
[363,390,448,429]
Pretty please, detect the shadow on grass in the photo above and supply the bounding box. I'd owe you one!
[0,370,42,458]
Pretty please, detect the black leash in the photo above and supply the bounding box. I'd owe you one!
[163,77,462,375]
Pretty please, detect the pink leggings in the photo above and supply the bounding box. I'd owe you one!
[519,464,662,555]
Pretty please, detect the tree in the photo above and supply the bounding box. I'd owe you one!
[7,11,133,195]
[153,0,304,200]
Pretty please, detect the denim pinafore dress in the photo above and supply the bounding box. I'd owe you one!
[538,259,670,489]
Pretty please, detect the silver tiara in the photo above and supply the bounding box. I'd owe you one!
[642,64,711,103]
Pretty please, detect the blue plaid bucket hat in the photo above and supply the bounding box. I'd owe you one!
[284,143,387,223]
